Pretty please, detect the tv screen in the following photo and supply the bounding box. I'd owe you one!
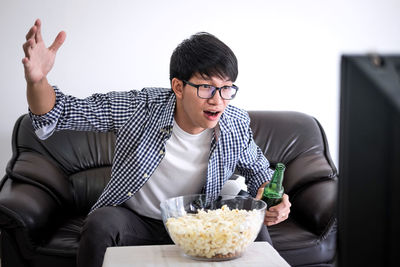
[338,55,400,266]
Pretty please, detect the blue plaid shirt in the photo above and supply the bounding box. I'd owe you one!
[30,86,273,213]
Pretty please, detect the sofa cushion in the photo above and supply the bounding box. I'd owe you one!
[37,216,84,257]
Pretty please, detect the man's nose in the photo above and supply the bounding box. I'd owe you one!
[208,89,224,104]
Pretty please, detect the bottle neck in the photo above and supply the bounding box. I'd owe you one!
[268,163,285,193]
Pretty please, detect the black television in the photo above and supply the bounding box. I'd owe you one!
[338,54,400,266]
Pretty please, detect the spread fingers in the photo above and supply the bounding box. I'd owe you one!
[25,25,37,41]
[22,39,35,57]
[34,19,43,43]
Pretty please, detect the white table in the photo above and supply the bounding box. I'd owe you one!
[102,242,290,267]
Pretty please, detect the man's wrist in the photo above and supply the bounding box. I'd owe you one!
[27,77,50,91]
[27,78,56,115]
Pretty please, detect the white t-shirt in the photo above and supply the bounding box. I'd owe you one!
[124,120,213,219]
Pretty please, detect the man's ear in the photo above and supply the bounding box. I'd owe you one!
[171,78,184,99]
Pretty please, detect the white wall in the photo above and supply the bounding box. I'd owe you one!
[1,0,399,175]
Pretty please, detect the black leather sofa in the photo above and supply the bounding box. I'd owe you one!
[0,111,338,267]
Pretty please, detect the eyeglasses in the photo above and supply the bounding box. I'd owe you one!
[183,80,239,100]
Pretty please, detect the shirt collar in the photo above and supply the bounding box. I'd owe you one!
[158,92,176,131]
[218,107,233,134]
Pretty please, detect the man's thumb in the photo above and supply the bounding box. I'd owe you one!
[49,31,66,52]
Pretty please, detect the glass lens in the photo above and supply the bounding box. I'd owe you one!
[197,85,237,99]
[198,85,215,98]
[221,87,237,100]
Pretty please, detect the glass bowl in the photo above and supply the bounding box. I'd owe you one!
[160,194,266,261]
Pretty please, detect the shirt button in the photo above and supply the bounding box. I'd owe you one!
[159,150,165,155]
[127,192,133,197]
[143,173,149,178]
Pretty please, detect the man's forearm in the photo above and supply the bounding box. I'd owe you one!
[27,77,56,115]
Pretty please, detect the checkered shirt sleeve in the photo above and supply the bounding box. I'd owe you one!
[29,86,138,135]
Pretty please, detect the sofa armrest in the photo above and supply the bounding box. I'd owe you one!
[284,153,337,236]
[0,178,60,247]
[6,151,73,207]
[291,179,337,236]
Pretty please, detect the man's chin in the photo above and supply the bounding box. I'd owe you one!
[203,120,219,130]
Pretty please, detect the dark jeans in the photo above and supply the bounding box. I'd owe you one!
[77,206,272,267]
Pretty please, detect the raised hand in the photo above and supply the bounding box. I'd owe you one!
[22,19,66,85]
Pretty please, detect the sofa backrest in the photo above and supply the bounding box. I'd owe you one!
[7,115,115,215]
[248,111,337,194]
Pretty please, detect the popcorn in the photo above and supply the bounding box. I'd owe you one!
[166,205,262,259]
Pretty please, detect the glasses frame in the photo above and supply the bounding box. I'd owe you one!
[182,80,239,100]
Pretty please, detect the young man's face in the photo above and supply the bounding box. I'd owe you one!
[173,74,232,134]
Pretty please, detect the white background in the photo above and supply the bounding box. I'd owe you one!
[1,0,399,175]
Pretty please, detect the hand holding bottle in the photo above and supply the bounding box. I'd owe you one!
[256,162,292,226]
[256,186,291,226]
[264,194,291,226]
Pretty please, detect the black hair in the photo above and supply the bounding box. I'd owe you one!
[169,32,238,83]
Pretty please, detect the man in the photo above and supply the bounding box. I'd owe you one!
[22,19,291,267]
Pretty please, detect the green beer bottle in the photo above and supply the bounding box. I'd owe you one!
[262,163,285,209]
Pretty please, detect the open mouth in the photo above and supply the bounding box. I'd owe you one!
[204,110,220,120]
